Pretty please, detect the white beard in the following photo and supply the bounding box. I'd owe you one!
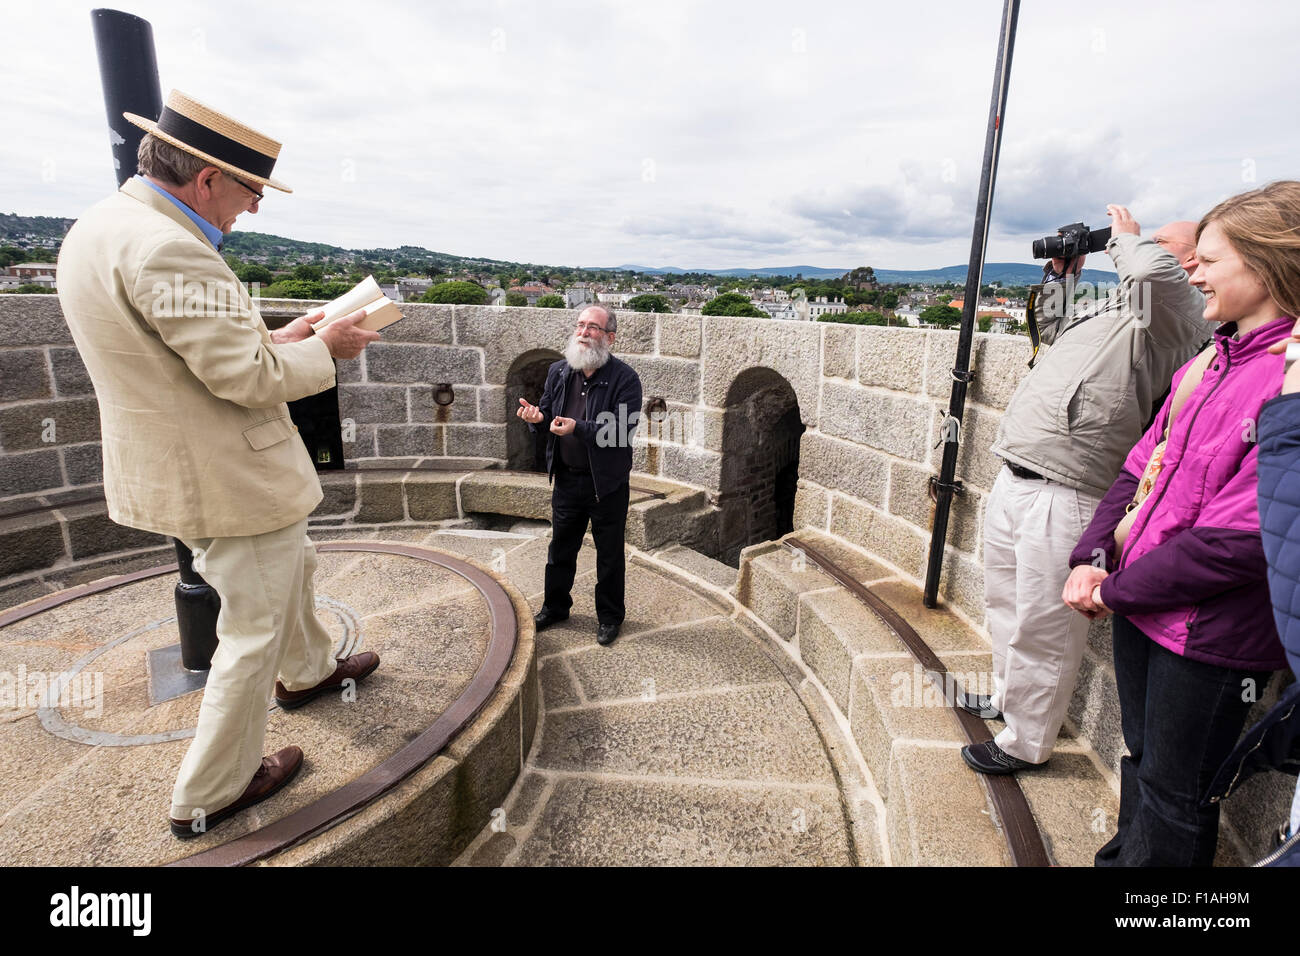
[564,332,610,373]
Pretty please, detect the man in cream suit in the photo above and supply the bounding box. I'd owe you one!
[58,90,381,838]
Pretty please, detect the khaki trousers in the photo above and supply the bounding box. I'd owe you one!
[983,467,1100,764]
[169,518,336,820]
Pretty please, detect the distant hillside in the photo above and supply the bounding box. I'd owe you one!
[1,213,74,245]
[604,261,1116,284]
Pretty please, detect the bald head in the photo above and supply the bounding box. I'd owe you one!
[1152,221,1199,274]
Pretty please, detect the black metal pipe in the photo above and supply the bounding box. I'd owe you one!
[91,8,162,187]
[923,0,1020,608]
[173,541,221,671]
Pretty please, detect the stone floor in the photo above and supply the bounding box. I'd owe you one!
[0,535,495,865]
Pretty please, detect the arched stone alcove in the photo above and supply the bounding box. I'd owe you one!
[718,367,805,566]
[505,349,563,472]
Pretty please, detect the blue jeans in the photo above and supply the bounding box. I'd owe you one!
[1096,615,1271,867]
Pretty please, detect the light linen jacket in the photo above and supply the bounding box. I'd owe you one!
[57,177,336,540]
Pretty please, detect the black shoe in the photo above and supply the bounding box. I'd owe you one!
[960,739,1046,775]
[596,623,620,646]
[533,607,569,631]
[957,692,1002,720]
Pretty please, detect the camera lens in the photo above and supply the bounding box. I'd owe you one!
[1032,235,1065,259]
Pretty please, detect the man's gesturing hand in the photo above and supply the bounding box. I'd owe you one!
[516,398,544,424]
[317,309,380,360]
[1106,204,1140,236]
[549,415,576,437]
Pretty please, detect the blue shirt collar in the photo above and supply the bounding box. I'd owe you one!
[137,175,225,250]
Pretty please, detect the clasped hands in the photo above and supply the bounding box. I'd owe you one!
[516,398,575,436]
[1062,564,1112,620]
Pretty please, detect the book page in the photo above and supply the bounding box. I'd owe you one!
[311,275,386,330]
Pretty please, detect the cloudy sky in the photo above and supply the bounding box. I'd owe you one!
[3,0,1297,272]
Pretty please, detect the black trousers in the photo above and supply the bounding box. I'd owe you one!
[543,467,630,625]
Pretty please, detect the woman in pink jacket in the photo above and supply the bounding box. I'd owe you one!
[1063,181,1300,866]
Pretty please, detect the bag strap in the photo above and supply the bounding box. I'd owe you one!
[1163,345,1216,440]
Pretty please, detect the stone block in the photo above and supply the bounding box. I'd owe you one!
[925,330,1031,411]
[1016,751,1120,867]
[886,743,1011,865]
[935,545,985,623]
[0,448,63,498]
[829,495,928,578]
[609,311,656,354]
[0,511,66,576]
[819,381,931,462]
[445,423,506,460]
[355,476,406,523]
[409,384,479,424]
[799,588,909,713]
[700,315,822,424]
[0,398,100,451]
[49,347,93,397]
[366,343,482,385]
[622,355,701,405]
[453,306,577,381]
[459,472,551,520]
[660,444,721,491]
[337,384,409,425]
[741,546,835,641]
[856,326,928,393]
[928,401,1004,495]
[689,406,725,452]
[793,481,828,532]
[888,459,982,553]
[313,473,357,517]
[61,504,166,559]
[797,432,889,508]
[0,296,74,346]
[374,303,453,344]
[61,443,102,487]
[343,423,377,459]
[0,349,51,401]
[402,472,461,520]
[658,315,701,358]
[374,424,443,458]
[821,323,857,379]
[849,657,969,801]
[478,385,507,424]
[1067,652,1123,775]
[337,356,364,384]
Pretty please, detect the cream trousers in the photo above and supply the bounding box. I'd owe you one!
[983,467,1101,764]
[169,518,336,820]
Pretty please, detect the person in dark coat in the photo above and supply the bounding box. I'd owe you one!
[516,305,642,646]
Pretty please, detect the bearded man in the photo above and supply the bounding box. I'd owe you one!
[516,305,643,645]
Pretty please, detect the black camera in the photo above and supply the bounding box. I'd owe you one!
[1031,222,1112,260]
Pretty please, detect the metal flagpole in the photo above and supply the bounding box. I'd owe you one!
[923,0,1020,609]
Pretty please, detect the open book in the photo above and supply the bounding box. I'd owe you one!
[310,275,404,333]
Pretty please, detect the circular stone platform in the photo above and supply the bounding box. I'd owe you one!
[0,541,534,867]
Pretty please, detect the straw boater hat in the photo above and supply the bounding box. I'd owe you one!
[124,89,292,193]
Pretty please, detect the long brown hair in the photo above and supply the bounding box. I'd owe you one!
[1198,180,1300,319]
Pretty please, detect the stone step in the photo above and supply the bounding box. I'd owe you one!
[735,528,1120,867]
[646,543,738,592]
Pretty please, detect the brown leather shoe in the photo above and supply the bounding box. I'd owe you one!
[169,745,304,839]
[273,652,380,710]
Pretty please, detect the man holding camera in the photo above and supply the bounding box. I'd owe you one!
[961,205,1210,774]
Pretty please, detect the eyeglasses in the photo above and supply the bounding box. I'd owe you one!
[224,171,264,205]
[575,321,608,334]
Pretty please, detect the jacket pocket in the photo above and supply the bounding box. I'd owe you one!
[242,416,297,451]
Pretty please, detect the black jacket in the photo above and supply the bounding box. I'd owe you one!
[531,355,642,500]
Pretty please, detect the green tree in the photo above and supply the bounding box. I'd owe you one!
[420,280,489,304]
[262,279,325,299]
[919,304,962,328]
[504,291,527,307]
[238,263,274,285]
[536,294,565,309]
[881,291,899,310]
[627,294,670,313]
[843,266,877,290]
[820,310,886,326]
[978,316,993,333]
[293,264,324,282]
[702,292,766,318]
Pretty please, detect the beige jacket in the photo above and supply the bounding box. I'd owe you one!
[57,178,336,539]
[991,233,1212,497]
